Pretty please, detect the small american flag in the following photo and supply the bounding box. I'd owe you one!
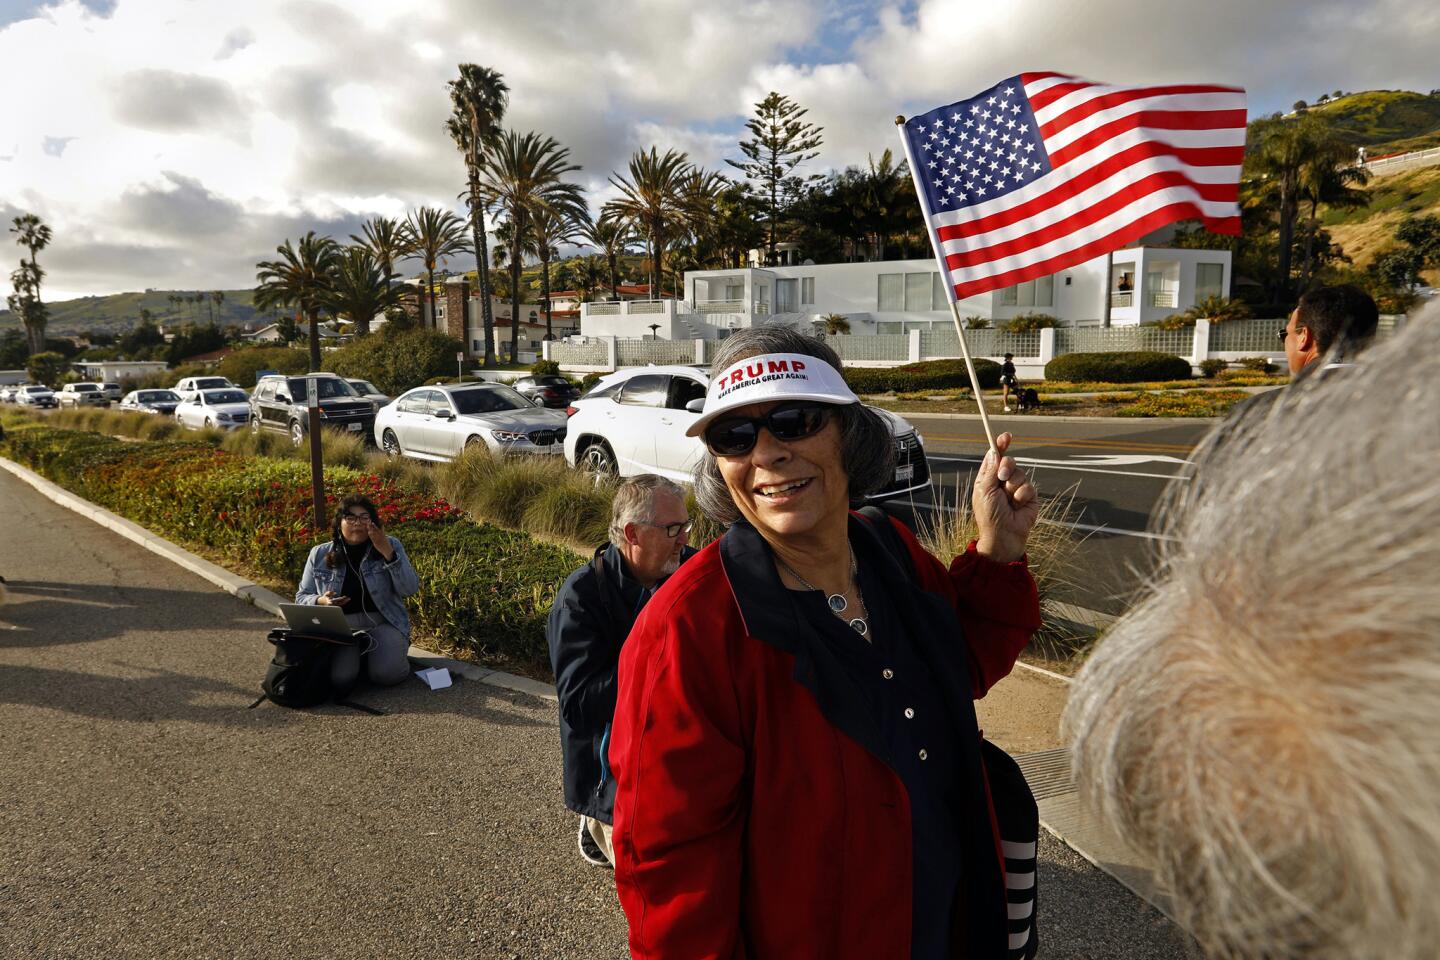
[898,73,1247,301]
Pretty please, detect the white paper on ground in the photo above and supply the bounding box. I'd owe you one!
[414,666,452,690]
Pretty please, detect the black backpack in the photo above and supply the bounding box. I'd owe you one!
[248,627,385,715]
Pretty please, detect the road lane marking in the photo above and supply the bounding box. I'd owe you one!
[923,433,1197,454]
[927,454,1192,482]
[904,499,1178,542]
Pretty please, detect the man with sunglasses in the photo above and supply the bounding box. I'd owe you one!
[1276,284,1378,379]
[547,475,697,867]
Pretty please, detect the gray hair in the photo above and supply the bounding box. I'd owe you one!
[692,327,895,525]
[1063,303,1440,960]
[608,474,685,544]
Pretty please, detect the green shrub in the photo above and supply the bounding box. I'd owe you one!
[521,482,613,546]
[217,346,309,387]
[580,371,610,392]
[1002,312,1059,333]
[25,351,69,387]
[317,428,369,468]
[1199,358,1229,378]
[1238,356,1278,374]
[1044,351,1192,383]
[844,358,1001,394]
[322,325,464,396]
[530,359,561,377]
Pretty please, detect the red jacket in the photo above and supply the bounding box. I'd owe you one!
[610,516,1041,959]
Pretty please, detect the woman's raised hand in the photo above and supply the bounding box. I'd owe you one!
[972,432,1038,564]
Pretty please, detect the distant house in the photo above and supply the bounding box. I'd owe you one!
[72,360,169,383]
[243,324,288,343]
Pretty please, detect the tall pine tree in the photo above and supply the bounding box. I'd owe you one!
[727,92,823,264]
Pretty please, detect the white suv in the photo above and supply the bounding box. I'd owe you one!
[562,365,931,501]
[57,382,110,407]
[173,375,237,402]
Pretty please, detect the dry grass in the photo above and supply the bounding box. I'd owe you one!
[913,475,1091,666]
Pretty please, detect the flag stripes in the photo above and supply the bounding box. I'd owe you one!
[899,72,1247,303]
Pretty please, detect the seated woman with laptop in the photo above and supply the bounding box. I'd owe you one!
[296,494,420,687]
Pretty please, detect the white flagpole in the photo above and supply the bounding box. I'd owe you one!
[894,115,997,451]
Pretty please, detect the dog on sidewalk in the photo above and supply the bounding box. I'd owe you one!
[1016,387,1041,412]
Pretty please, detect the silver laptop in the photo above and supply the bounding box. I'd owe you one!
[279,602,358,638]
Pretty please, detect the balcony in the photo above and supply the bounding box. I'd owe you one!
[1147,290,1177,309]
[1110,291,1134,308]
[695,299,746,315]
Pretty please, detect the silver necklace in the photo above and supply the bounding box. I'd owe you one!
[776,546,870,637]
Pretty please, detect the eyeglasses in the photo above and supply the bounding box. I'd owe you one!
[703,402,832,456]
[340,512,372,523]
[640,519,693,538]
[1276,325,1290,345]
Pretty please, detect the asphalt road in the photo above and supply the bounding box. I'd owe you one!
[886,413,1214,615]
[0,465,1188,959]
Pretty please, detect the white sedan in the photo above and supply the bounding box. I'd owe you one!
[375,382,568,461]
[174,388,252,430]
[563,365,932,501]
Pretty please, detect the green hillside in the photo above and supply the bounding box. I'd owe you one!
[1324,164,1440,268]
[1304,90,1440,154]
[0,288,264,336]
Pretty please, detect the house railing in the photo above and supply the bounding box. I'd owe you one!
[695,299,747,314]
[1147,290,1178,309]
[1110,291,1133,307]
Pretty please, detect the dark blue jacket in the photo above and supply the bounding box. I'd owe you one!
[547,542,696,822]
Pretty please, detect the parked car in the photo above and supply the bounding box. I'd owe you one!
[119,389,182,415]
[174,388,252,430]
[57,382,110,408]
[511,374,580,408]
[346,378,391,406]
[250,373,376,445]
[374,382,568,462]
[0,384,23,403]
[15,385,57,408]
[563,365,932,500]
[173,375,237,402]
[99,382,123,402]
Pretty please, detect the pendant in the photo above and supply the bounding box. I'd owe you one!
[827,593,848,614]
[850,618,868,636]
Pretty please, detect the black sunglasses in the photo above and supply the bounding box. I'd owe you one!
[1276,325,1289,345]
[704,402,832,456]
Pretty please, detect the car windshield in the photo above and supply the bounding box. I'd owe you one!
[197,378,230,390]
[22,386,47,393]
[203,390,248,404]
[451,386,530,415]
[73,384,99,391]
[141,390,179,401]
[350,380,379,395]
[538,376,570,387]
[286,377,356,400]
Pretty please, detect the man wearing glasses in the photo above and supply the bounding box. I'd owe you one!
[547,475,697,867]
[1276,284,1379,378]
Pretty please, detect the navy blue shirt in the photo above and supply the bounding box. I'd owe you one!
[789,533,966,960]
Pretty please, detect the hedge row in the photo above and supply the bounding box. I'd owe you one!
[844,358,1001,394]
[1043,351,1192,384]
[0,421,575,672]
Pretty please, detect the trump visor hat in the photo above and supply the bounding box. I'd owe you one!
[685,352,861,437]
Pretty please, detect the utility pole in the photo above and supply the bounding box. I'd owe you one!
[306,377,325,529]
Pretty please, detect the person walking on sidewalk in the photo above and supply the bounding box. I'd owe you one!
[548,475,697,867]
[296,494,419,687]
[1000,353,1018,412]
[610,328,1043,959]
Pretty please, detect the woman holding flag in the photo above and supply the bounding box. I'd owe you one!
[608,326,1043,959]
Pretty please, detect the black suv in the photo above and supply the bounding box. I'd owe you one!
[512,374,580,408]
[250,373,377,445]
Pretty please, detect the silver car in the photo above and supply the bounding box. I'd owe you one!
[120,389,182,415]
[375,382,567,461]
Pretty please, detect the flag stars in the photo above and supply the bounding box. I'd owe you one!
[965,118,975,128]
[1019,123,1029,134]
[929,130,940,140]
[951,112,963,122]
[1014,169,1026,181]
[1025,142,1035,152]
[1011,104,1021,115]
[976,185,987,195]
[1004,86,1015,96]
[970,104,981,115]
[932,118,946,128]
[987,96,997,106]
[1030,161,1041,171]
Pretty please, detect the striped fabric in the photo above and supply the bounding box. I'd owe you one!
[1004,838,1039,959]
[898,73,1247,301]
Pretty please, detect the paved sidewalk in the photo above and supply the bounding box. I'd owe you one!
[0,466,1188,959]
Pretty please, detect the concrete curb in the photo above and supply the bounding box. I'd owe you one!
[0,455,557,703]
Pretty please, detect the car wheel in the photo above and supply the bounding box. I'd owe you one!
[289,420,305,446]
[579,440,617,478]
[465,435,486,449]
[381,429,402,460]
[204,417,213,428]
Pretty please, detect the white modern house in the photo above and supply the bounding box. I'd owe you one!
[71,360,169,382]
[577,245,1231,339]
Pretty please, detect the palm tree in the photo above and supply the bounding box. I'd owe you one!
[532,196,590,340]
[404,207,471,334]
[350,216,413,298]
[583,213,635,300]
[320,247,408,337]
[480,130,583,362]
[211,290,226,326]
[11,213,52,354]
[1244,114,1333,300]
[254,232,340,371]
[1297,140,1370,288]
[447,64,509,368]
[606,147,693,297]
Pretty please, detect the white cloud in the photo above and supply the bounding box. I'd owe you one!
[0,0,1437,302]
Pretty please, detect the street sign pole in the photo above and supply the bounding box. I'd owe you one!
[307,377,325,529]
[457,351,464,383]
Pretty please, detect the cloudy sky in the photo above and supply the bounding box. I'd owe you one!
[1,0,1436,302]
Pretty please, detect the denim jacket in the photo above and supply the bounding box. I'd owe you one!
[296,537,420,637]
